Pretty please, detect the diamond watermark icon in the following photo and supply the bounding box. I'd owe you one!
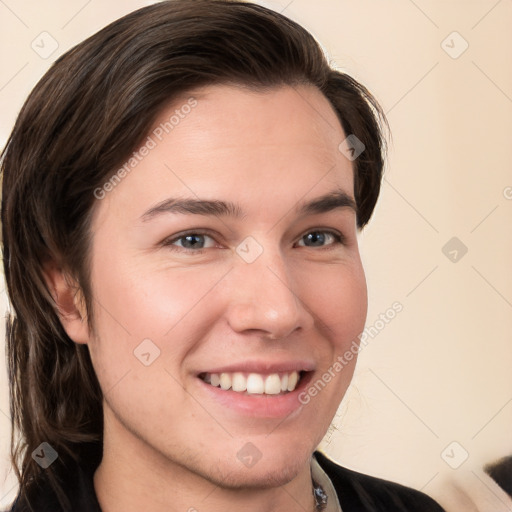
[237,442,262,468]
[441,31,469,59]
[236,236,263,263]
[338,134,365,161]
[442,237,468,263]
[441,441,469,469]
[32,442,58,469]
[134,338,161,366]
[31,31,59,59]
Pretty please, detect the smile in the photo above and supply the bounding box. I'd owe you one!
[199,370,302,395]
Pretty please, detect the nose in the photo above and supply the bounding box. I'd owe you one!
[225,246,314,340]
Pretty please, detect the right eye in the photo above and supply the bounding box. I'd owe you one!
[162,231,218,253]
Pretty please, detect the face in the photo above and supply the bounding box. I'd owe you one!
[83,83,367,488]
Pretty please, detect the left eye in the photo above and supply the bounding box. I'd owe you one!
[296,231,344,248]
[167,233,216,250]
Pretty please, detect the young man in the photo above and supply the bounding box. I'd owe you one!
[1,1,444,510]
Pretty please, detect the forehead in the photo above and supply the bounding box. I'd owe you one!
[163,83,348,171]
[92,83,353,229]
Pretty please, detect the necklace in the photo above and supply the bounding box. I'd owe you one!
[313,479,328,511]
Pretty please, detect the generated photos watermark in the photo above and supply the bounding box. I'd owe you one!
[94,97,198,200]
[298,301,403,405]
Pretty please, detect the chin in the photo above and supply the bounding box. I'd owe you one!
[200,437,317,490]
[210,456,309,490]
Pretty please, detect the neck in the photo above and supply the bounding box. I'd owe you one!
[93,410,317,512]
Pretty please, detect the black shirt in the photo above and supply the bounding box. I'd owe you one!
[9,447,444,512]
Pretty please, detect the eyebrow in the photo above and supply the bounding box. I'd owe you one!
[140,189,357,222]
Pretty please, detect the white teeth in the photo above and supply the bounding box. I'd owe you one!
[264,374,282,395]
[287,371,299,392]
[219,373,231,390]
[232,372,247,392]
[246,373,265,394]
[280,373,288,392]
[202,370,302,395]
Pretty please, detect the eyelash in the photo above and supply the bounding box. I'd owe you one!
[162,229,346,254]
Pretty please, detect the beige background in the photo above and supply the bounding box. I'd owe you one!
[1,0,511,509]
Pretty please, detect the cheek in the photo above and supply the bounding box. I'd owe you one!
[296,263,366,428]
[100,269,222,334]
[86,256,230,373]
[302,261,368,350]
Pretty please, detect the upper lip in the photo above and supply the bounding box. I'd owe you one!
[198,360,316,375]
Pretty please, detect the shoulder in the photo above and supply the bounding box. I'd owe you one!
[314,450,445,512]
[8,469,100,512]
[485,455,512,497]
[7,444,102,512]
[8,485,61,512]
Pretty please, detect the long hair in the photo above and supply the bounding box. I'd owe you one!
[0,0,387,509]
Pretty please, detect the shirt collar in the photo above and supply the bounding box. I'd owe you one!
[311,452,343,512]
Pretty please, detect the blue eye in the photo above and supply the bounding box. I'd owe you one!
[296,230,345,248]
[165,232,216,251]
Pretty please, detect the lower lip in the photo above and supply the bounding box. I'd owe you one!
[195,372,314,419]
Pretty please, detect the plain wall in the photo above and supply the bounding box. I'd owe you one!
[0,0,511,508]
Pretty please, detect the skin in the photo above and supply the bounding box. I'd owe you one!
[46,83,368,512]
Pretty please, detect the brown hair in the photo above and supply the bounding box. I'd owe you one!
[0,0,387,509]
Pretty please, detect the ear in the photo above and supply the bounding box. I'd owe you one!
[42,260,90,344]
